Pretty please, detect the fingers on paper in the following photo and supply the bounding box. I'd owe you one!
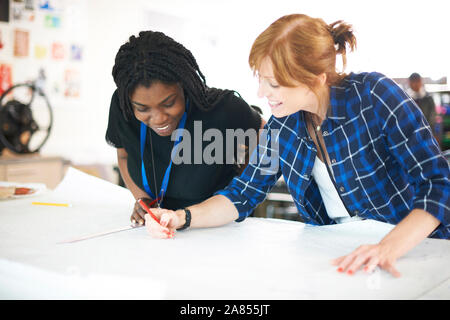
[330,256,345,266]
[331,245,401,278]
[130,212,141,226]
[160,210,177,228]
[336,245,374,274]
[380,260,401,278]
[363,256,380,274]
[132,202,147,225]
[144,213,174,239]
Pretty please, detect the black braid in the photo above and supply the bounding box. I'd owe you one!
[112,31,231,120]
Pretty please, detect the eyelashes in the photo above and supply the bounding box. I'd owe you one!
[258,75,280,89]
[134,100,176,112]
[163,100,176,108]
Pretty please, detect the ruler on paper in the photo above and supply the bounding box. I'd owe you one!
[58,224,144,244]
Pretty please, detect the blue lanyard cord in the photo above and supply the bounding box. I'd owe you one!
[140,99,189,205]
[140,124,154,199]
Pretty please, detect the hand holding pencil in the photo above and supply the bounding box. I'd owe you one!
[145,209,181,239]
[137,199,175,238]
[131,197,155,226]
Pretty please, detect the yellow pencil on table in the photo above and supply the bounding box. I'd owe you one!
[31,202,72,207]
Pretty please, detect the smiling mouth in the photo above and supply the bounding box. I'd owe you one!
[152,123,173,135]
[156,124,170,131]
[268,101,282,109]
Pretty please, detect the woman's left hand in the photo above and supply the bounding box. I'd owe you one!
[331,210,442,278]
[330,243,401,278]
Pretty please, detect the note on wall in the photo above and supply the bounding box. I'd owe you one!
[12,0,35,22]
[44,14,61,28]
[13,29,29,57]
[0,64,13,96]
[34,44,47,59]
[51,42,64,59]
[70,44,82,61]
[63,69,80,98]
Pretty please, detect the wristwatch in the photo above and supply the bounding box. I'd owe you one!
[177,208,191,231]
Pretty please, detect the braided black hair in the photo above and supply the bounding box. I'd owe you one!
[112,31,231,120]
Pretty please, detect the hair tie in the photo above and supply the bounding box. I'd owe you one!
[327,22,340,44]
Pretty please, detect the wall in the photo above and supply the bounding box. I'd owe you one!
[0,0,148,166]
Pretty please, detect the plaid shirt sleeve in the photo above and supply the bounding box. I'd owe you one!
[369,73,450,236]
[215,124,282,221]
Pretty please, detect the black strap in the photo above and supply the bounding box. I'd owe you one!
[177,208,191,230]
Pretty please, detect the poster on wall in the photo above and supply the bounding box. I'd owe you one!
[0,64,13,96]
[25,0,34,10]
[34,44,47,59]
[51,42,64,59]
[44,14,61,28]
[14,29,30,58]
[12,0,35,22]
[0,0,9,22]
[38,0,55,11]
[70,44,82,61]
[64,68,80,98]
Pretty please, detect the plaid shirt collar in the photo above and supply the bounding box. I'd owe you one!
[288,82,349,140]
[328,84,349,124]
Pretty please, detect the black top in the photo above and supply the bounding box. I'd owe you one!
[106,90,262,210]
[413,94,436,133]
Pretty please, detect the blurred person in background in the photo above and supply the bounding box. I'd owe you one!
[407,73,437,141]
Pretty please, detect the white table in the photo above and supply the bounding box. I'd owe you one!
[1,168,449,299]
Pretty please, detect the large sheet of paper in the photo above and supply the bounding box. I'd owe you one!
[1,167,449,299]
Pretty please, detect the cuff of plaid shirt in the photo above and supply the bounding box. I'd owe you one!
[214,189,250,223]
[412,200,450,239]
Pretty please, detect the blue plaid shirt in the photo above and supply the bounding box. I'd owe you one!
[216,72,450,239]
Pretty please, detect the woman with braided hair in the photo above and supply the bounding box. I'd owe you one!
[146,14,450,277]
[106,31,263,227]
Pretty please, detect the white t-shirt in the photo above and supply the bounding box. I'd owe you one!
[311,156,361,224]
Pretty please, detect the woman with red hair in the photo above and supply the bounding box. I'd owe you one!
[146,14,449,277]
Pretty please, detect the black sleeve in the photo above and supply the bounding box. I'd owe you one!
[216,91,262,173]
[224,91,262,131]
[105,90,124,148]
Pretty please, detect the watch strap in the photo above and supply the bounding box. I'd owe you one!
[177,208,191,231]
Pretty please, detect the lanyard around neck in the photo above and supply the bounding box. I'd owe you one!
[140,98,189,206]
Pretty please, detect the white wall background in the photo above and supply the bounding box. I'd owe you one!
[2,0,449,165]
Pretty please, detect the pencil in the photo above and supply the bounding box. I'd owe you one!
[137,199,160,223]
[137,199,173,237]
[32,202,72,207]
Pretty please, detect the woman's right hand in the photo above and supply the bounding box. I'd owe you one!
[131,197,156,226]
[145,208,183,239]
